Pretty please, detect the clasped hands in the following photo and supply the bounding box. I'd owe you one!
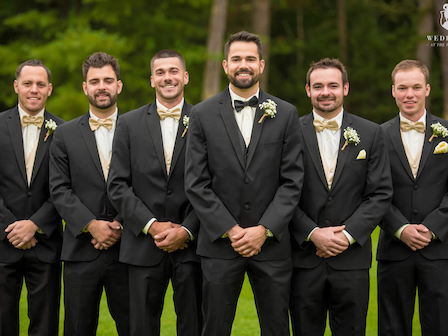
[150,221,189,253]
[310,225,349,258]
[88,219,122,250]
[227,224,267,258]
[5,220,39,250]
[400,224,432,251]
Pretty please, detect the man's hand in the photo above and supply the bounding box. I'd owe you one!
[148,221,178,241]
[86,220,122,250]
[21,237,38,250]
[5,220,39,249]
[231,225,267,258]
[310,225,349,258]
[401,224,432,251]
[154,227,189,253]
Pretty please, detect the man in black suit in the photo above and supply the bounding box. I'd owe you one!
[377,60,448,336]
[50,52,129,335]
[107,49,202,336]
[0,60,64,336]
[290,58,392,336]
[185,31,304,336]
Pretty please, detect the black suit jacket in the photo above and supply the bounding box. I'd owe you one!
[50,113,122,262]
[377,113,448,261]
[107,102,199,267]
[0,106,64,264]
[291,112,392,270]
[185,88,304,261]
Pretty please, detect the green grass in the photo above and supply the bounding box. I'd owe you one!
[19,227,422,335]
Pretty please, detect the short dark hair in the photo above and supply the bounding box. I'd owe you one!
[392,60,429,85]
[16,59,51,82]
[224,31,263,60]
[306,58,348,86]
[150,49,186,73]
[82,52,120,80]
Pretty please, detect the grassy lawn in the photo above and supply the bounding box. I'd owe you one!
[19,227,421,335]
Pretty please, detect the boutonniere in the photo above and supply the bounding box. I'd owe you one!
[429,122,448,142]
[341,127,360,151]
[44,119,57,142]
[258,99,277,124]
[434,141,448,154]
[181,115,189,138]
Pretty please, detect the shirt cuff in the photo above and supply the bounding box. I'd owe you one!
[181,226,194,241]
[305,227,319,242]
[342,229,356,245]
[142,218,157,235]
[81,219,95,234]
[36,228,44,234]
[395,224,409,239]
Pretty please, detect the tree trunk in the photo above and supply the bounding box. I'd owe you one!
[417,0,433,110]
[435,0,448,119]
[252,0,271,91]
[338,0,347,64]
[297,0,305,69]
[202,0,228,101]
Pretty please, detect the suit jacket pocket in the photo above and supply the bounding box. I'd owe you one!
[264,139,283,150]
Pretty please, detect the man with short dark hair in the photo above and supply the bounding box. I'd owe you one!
[0,59,64,336]
[185,31,304,336]
[108,49,202,336]
[290,58,392,336]
[377,60,448,336]
[50,52,129,335]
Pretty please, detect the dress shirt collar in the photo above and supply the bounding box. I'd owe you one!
[18,105,45,127]
[156,98,184,114]
[312,108,344,131]
[229,85,260,111]
[89,108,118,124]
[399,110,426,127]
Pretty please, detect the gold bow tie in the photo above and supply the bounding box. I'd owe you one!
[157,107,181,121]
[89,118,113,131]
[313,119,339,132]
[400,120,425,133]
[21,115,44,128]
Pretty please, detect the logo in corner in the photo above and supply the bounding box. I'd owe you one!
[440,3,448,31]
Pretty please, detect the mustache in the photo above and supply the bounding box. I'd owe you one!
[235,69,254,76]
[95,91,111,98]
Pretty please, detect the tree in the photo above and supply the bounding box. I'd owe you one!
[252,0,271,91]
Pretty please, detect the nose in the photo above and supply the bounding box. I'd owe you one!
[405,88,414,98]
[30,83,38,93]
[98,80,106,89]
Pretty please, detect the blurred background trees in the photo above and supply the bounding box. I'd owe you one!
[1,0,447,123]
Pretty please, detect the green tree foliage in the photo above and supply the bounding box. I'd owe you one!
[0,0,444,123]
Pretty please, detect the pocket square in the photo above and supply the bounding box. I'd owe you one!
[434,141,448,154]
[356,149,366,160]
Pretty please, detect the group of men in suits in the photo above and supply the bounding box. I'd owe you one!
[1,30,447,336]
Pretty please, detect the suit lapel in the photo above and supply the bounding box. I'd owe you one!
[331,112,353,190]
[30,110,52,185]
[301,114,329,190]
[417,113,438,179]
[7,107,27,185]
[246,91,265,169]
[146,103,167,178]
[219,89,245,169]
[169,103,190,180]
[388,116,415,181]
[80,113,104,179]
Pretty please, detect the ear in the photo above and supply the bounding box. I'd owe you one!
[14,80,19,94]
[391,85,396,98]
[183,71,189,86]
[47,83,53,97]
[343,82,349,96]
[82,81,88,96]
[305,84,311,98]
[117,80,123,95]
[425,83,431,97]
[222,59,228,75]
[150,76,155,88]
[259,59,265,74]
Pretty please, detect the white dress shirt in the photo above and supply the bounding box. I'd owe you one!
[89,108,118,170]
[19,106,44,162]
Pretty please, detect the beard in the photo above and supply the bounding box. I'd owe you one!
[228,70,260,89]
[88,91,117,110]
[312,94,343,113]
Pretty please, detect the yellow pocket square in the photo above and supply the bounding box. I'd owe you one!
[434,141,448,154]
[356,149,366,160]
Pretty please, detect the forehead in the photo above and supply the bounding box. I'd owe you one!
[18,66,49,83]
[309,68,343,85]
[393,68,426,85]
[152,57,184,72]
[86,65,117,81]
[227,41,259,59]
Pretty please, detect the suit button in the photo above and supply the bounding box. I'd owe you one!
[328,197,333,202]
[325,220,330,225]
[244,204,250,210]
[244,178,250,184]
[167,189,172,195]
[27,192,32,197]
[413,209,419,215]
[414,185,418,190]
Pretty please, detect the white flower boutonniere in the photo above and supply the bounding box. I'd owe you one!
[258,99,277,124]
[429,122,448,142]
[182,115,189,138]
[341,127,360,151]
[44,119,57,142]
